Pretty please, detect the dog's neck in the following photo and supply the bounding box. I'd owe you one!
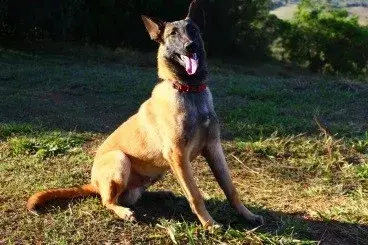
[157,78,207,93]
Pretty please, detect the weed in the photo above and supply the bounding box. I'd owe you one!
[8,132,91,158]
[356,164,368,179]
[350,132,368,154]
[0,123,36,139]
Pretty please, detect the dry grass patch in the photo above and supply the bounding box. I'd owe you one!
[1,49,367,244]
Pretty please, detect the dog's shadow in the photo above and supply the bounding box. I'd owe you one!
[37,191,368,244]
[131,191,245,225]
[131,191,197,224]
[132,191,368,244]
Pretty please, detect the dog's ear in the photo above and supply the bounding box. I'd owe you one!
[186,0,205,30]
[141,15,166,42]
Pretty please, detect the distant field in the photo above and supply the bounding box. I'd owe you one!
[270,4,368,25]
[1,49,367,244]
[270,4,298,21]
[349,6,368,25]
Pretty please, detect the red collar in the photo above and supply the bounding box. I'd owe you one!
[172,81,207,93]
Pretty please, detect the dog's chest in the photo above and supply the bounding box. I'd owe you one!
[185,100,211,129]
[179,92,217,150]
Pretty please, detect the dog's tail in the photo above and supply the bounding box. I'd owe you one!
[27,184,98,212]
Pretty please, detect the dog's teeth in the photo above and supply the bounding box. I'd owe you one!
[180,55,186,60]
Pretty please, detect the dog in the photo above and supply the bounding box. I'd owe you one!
[27,0,264,230]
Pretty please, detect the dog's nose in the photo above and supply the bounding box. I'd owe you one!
[185,42,197,53]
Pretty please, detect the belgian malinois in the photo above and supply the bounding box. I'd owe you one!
[27,0,264,229]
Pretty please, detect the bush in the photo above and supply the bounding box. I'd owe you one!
[202,0,277,58]
[275,0,368,75]
[0,0,277,59]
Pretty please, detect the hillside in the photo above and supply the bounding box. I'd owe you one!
[270,0,368,25]
[1,49,367,244]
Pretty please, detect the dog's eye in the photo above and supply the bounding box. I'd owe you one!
[170,29,177,36]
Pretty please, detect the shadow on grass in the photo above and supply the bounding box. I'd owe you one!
[135,192,368,244]
[37,191,368,245]
[1,49,368,141]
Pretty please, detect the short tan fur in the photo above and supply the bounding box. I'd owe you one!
[27,0,263,230]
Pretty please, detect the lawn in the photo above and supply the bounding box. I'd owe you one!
[1,48,367,244]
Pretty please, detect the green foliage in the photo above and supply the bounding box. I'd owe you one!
[0,123,35,139]
[236,133,355,173]
[203,0,277,58]
[356,164,368,178]
[8,132,90,158]
[275,0,368,75]
[0,0,277,59]
[234,127,367,176]
[350,132,368,154]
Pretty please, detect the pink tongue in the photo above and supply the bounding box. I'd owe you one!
[183,55,198,75]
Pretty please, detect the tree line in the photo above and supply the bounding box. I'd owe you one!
[1,0,367,75]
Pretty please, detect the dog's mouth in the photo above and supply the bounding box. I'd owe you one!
[177,53,198,75]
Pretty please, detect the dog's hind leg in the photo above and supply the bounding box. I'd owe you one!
[119,173,174,206]
[119,188,144,207]
[92,151,136,221]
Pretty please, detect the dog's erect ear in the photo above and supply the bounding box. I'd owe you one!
[186,0,205,30]
[141,15,166,42]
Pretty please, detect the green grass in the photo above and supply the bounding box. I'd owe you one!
[1,48,367,244]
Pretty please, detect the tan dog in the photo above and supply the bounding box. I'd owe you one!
[27,0,264,229]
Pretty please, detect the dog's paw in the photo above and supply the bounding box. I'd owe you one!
[125,210,137,222]
[205,222,223,233]
[237,205,264,226]
[248,214,264,226]
[115,207,137,222]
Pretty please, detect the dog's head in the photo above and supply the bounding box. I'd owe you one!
[142,0,207,84]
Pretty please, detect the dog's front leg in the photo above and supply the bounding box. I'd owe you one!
[167,147,220,230]
[202,141,264,225]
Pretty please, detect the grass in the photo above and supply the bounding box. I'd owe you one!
[1,48,367,244]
